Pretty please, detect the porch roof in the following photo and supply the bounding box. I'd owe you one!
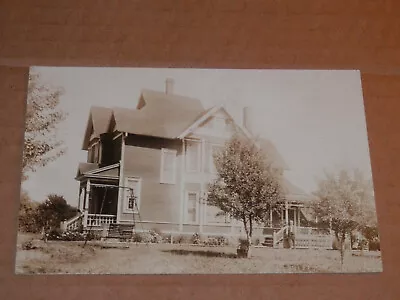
[75,162,120,181]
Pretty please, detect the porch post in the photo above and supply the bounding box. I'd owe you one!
[83,180,91,229]
[285,201,289,226]
[269,209,273,227]
[297,208,301,227]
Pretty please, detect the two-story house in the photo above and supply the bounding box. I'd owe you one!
[63,79,331,247]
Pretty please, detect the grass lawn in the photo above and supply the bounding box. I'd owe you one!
[15,233,383,275]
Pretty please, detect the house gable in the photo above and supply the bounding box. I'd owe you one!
[179,106,250,140]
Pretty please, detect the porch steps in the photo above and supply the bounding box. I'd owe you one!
[261,236,274,247]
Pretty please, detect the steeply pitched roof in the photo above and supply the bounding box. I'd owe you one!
[258,138,290,170]
[82,107,113,149]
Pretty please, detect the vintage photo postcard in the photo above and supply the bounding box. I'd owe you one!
[15,67,382,274]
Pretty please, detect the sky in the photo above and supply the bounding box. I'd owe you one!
[21,67,373,207]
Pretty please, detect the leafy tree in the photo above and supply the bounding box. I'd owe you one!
[312,169,377,265]
[22,72,67,181]
[18,190,41,233]
[36,194,78,231]
[207,134,283,257]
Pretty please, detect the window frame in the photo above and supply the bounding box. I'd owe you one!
[160,148,177,184]
[185,139,201,173]
[184,191,200,224]
[123,176,142,214]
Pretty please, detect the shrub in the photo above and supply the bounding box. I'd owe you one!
[21,240,36,250]
[253,238,261,246]
[216,235,228,246]
[173,235,189,244]
[162,233,172,244]
[132,232,143,243]
[191,233,201,245]
[148,230,162,243]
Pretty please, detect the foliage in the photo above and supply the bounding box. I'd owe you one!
[21,240,36,250]
[311,169,377,265]
[36,194,79,231]
[46,229,97,241]
[18,191,41,233]
[22,72,67,181]
[207,134,283,255]
[191,233,201,245]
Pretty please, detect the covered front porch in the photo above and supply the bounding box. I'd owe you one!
[62,163,121,231]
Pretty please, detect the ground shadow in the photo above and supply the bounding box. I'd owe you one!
[162,249,238,259]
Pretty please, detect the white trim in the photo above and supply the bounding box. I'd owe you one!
[84,162,120,175]
[177,105,253,140]
[178,106,221,139]
[184,191,200,224]
[116,133,126,222]
[122,176,142,214]
[179,140,185,232]
[160,148,177,184]
[112,132,123,140]
[185,139,201,173]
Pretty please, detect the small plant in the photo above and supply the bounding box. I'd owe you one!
[132,232,143,243]
[148,230,163,243]
[191,233,201,244]
[216,235,228,246]
[173,235,187,244]
[21,240,36,250]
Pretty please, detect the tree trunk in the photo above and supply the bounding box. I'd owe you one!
[339,232,346,266]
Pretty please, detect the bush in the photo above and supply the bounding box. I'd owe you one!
[191,233,201,244]
[132,232,143,243]
[148,230,162,243]
[21,240,36,250]
[173,235,190,244]
[45,229,97,241]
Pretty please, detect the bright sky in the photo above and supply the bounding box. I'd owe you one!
[21,67,373,207]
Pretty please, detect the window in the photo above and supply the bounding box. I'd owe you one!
[206,204,231,224]
[160,148,177,184]
[185,140,201,172]
[124,177,141,213]
[210,144,224,174]
[185,192,199,223]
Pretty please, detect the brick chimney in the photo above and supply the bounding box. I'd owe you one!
[242,106,253,134]
[165,78,174,95]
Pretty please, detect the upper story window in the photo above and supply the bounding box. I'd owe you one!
[87,142,100,163]
[185,140,201,173]
[160,148,177,184]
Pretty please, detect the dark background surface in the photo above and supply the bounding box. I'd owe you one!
[1,1,400,299]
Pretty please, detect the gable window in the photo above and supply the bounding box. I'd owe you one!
[185,140,201,172]
[160,148,177,184]
[185,191,199,223]
[124,177,141,213]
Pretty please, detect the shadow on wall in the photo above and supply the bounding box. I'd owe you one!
[162,249,237,259]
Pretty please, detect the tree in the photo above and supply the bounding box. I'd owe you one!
[36,194,78,231]
[18,190,41,233]
[22,72,67,181]
[207,134,283,257]
[311,169,377,265]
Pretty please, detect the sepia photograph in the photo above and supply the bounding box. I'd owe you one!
[15,67,382,274]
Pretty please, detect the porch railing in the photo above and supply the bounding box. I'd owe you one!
[61,213,83,232]
[86,214,117,227]
[296,226,331,235]
[273,225,288,246]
